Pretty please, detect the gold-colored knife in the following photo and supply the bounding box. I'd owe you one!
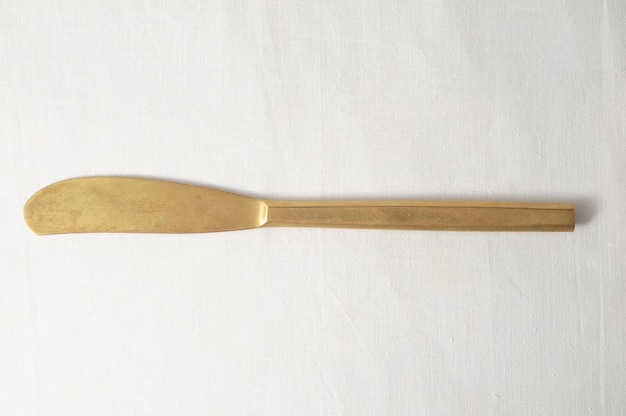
[24,177,575,234]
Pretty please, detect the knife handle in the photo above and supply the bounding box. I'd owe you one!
[263,200,575,231]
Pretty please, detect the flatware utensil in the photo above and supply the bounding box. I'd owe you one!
[24,177,575,234]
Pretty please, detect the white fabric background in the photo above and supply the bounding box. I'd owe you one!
[1,1,624,415]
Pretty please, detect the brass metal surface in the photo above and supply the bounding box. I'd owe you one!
[24,177,575,234]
